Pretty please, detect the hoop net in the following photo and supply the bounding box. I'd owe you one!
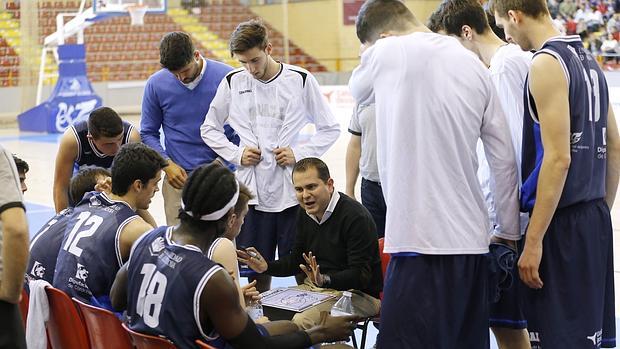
[126,4,147,26]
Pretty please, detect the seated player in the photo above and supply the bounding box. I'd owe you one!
[110,163,358,349]
[53,143,165,310]
[27,167,111,284]
[12,155,29,194]
[239,158,382,330]
[53,106,140,212]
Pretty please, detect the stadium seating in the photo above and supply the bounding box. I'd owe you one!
[122,322,178,349]
[195,340,218,349]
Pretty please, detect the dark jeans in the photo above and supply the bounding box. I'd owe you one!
[361,178,386,238]
[0,300,26,349]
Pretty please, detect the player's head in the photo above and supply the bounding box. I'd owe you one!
[179,163,239,237]
[87,107,125,156]
[490,0,550,50]
[12,155,28,193]
[229,20,273,80]
[356,0,420,45]
[160,31,202,84]
[292,157,334,219]
[69,167,112,207]
[110,143,167,210]
[427,5,446,33]
[430,0,492,51]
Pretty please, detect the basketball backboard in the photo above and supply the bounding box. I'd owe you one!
[93,0,167,14]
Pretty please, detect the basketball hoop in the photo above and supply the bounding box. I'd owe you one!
[126,4,147,26]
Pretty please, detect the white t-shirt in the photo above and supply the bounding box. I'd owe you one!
[477,44,532,236]
[201,63,340,212]
[349,32,520,254]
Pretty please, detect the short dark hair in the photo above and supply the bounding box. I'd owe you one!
[356,0,418,44]
[486,10,506,41]
[160,32,195,71]
[229,19,269,56]
[88,107,124,139]
[12,155,29,175]
[427,5,446,33]
[234,183,254,215]
[433,0,490,36]
[69,167,111,207]
[111,143,167,196]
[292,157,331,183]
[490,0,549,19]
[179,163,238,234]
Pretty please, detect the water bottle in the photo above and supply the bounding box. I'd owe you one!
[329,291,354,344]
[247,298,264,321]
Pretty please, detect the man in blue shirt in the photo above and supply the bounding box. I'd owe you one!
[140,32,239,225]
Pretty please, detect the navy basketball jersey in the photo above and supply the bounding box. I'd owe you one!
[70,120,134,170]
[126,227,225,349]
[521,35,609,212]
[27,208,74,284]
[53,191,138,307]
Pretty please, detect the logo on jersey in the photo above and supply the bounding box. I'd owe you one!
[149,237,166,255]
[239,89,252,95]
[89,195,101,206]
[75,263,89,282]
[587,329,602,346]
[571,132,583,144]
[30,261,46,279]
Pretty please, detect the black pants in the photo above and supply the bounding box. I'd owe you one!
[0,300,26,349]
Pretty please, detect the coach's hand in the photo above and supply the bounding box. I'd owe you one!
[241,147,262,166]
[164,160,187,189]
[273,147,296,167]
[237,247,268,273]
[300,251,326,287]
[518,239,544,289]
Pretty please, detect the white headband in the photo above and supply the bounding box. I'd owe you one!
[181,181,240,221]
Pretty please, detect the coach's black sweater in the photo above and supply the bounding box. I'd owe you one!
[266,193,383,298]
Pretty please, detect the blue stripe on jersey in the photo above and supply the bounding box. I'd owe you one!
[520,36,609,212]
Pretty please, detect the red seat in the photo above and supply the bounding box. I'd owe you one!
[122,323,177,349]
[73,298,132,349]
[195,340,218,349]
[45,286,90,349]
[19,288,28,328]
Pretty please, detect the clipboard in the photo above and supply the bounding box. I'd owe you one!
[260,287,336,313]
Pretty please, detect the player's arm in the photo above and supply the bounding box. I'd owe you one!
[211,238,245,306]
[345,134,362,199]
[128,126,141,143]
[118,217,153,262]
[0,207,28,303]
[518,54,571,289]
[348,44,377,106]
[201,79,247,166]
[605,102,620,209]
[203,270,356,348]
[289,75,340,162]
[136,209,157,228]
[53,130,79,213]
[110,263,128,311]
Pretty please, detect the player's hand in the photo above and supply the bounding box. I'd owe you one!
[241,280,261,304]
[518,239,544,289]
[300,251,326,287]
[273,147,296,167]
[237,247,268,273]
[163,160,187,189]
[307,311,360,343]
[241,147,262,166]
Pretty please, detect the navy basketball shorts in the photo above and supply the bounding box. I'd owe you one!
[377,254,489,349]
[236,205,300,262]
[522,199,615,348]
[489,241,527,330]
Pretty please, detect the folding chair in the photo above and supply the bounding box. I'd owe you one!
[19,288,28,328]
[195,339,218,349]
[73,298,132,349]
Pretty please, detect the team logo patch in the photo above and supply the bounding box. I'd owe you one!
[30,261,46,278]
[571,132,583,144]
[75,263,89,282]
[149,237,166,255]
